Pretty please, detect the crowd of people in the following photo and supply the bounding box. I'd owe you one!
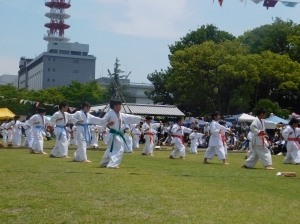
[0,101,300,170]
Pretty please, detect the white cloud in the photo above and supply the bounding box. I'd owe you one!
[92,0,191,39]
[0,56,19,76]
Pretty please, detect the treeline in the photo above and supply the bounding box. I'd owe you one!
[0,81,108,115]
[145,18,300,117]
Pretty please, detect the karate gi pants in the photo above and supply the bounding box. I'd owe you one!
[133,135,139,148]
[7,130,12,143]
[31,129,44,152]
[204,145,226,160]
[2,131,7,143]
[124,139,133,153]
[51,127,69,157]
[12,133,22,146]
[283,142,300,164]
[190,141,198,154]
[91,133,99,148]
[100,135,125,168]
[73,131,88,161]
[246,144,253,158]
[142,135,154,154]
[171,138,186,157]
[244,145,272,168]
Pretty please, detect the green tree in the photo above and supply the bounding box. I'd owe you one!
[145,69,174,105]
[253,99,289,119]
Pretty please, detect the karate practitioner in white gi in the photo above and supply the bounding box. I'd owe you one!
[28,107,52,154]
[203,112,231,165]
[242,108,278,170]
[282,118,300,165]
[142,117,160,156]
[132,124,141,149]
[169,117,192,159]
[90,124,101,148]
[6,119,13,143]
[123,125,133,153]
[22,115,34,148]
[1,120,8,143]
[189,127,199,154]
[6,116,24,146]
[73,102,109,163]
[100,99,141,169]
[50,102,78,158]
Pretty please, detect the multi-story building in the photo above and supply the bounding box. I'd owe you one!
[18,1,96,90]
[96,77,154,104]
[18,42,96,90]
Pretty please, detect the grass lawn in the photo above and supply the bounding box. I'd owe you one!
[0,140,299,224]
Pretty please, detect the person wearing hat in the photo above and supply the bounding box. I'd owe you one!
[73,102,111,163]
[141,116,160,156]
[242,108,278,170]
[203,112,231,165]
[169,116,193,159]
[282,118,300,165]
[100,99,141,168]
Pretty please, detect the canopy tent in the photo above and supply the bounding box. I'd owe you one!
[224,114,242,122]
[238,113,256,122]
[265,115,289,125]
[0,108,15,120]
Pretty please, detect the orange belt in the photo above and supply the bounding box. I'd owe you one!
[173,135,184,144]
[145,133,154,143]
[219,130,226,146]
[257,132,265,148]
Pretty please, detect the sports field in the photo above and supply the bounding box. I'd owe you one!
[0,141,299,224]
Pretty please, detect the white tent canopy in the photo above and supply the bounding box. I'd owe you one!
[238,113,256,122]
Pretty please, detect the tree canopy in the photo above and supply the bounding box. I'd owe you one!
[146,19,300,117]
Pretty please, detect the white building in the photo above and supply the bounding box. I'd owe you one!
[18,42,96,90]
[0,74,18,87]
[96,77,154,104]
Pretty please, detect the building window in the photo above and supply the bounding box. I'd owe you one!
[59,50,69,54]
[48,68,50,72]
[47,79,50,82]
[53,58,55,61]
[54,43,58,45]
[71,51,81,55]
[53,69,55,72]
[73,70,78,74]
[48,57,50,61]
[53,79,55,82]
[82,52,88,56]
[73,59,79,63]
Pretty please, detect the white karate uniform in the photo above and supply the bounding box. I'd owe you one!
[132,127,141,148]
[170,124,192,158]
[189,131,198,154]
[102,127,109,145]
[282,126,300,164]
[6,120,24,146]
[142,122,160,155]
[71,125,78,146]
[100,109,141,168]
[90,125,100,148]
[28,114,52,152]
[50,111,78,157]
[204,120,229,160]
[22,120,33,148]
[124,129,133,153]
[1,122,8,143]
[72,110,107,162]
[244,117,276,168]
[246,132,254,158]
[5,122,13,143]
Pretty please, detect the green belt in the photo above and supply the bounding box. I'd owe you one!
[109,128,130,152]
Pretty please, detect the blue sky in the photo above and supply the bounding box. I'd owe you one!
[1,0,300,83]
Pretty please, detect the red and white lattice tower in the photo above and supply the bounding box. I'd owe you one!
[44,0,71,42]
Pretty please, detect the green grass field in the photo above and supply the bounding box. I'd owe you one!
[0,140,299,224]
